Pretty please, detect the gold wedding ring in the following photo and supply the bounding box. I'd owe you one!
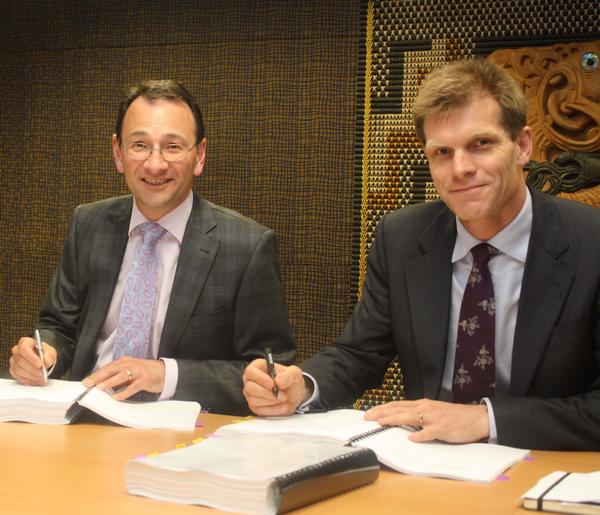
[418,412,424,426]
[125,369,133,382]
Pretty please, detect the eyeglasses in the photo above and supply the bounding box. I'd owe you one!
[121,141,198,162]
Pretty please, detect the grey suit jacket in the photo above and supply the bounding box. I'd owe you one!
[38,192,295,415]
[302,187,600,450]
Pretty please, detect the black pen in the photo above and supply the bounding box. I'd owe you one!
[265,347,278,399]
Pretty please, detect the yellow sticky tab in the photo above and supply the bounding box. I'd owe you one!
[147,452,160,457]
[231,416,254,424]
[192,437,205,444]
[175,443,186,449]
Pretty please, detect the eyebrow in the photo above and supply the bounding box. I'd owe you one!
[124,131,189,142]
[470,130,499,140]
[425,129,501,149]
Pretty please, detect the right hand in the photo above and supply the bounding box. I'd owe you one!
[243,359,311,416]
[9,336,57,385]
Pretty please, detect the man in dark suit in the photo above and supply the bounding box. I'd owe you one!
[242,59,600,450]
[10,80,295,415]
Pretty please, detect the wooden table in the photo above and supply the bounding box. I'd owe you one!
[1,413,598,515]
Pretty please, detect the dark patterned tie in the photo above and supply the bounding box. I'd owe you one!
[452,243,498,403]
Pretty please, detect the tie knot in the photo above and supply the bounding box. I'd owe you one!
[470,243,498,265]
[138,222,166,246]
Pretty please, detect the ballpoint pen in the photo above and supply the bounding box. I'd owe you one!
[34,329,48,384]
[265,347,278,399]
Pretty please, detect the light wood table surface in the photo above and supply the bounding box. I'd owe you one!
[1,413,598,515]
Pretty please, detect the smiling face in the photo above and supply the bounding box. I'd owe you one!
[423,94,532,240]
[112,96,206,221]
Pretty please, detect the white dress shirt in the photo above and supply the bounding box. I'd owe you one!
[441,188,532,439]
[94,191,193,399]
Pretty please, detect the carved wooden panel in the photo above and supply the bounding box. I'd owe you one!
[489,41,600,162]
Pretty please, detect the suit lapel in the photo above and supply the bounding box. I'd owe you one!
[159,193,219,357]
[73,197,131,377]
[406,206,456,398]
[510,189,574,395]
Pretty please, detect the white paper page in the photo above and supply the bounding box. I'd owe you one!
[77,387,200,431]
[522,471,600,503]
[216,409,381,443]
[0,378,87,403]
[354,426,529,483]
[133,434,370,480]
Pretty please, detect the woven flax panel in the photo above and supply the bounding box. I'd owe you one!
[0,0,360,375]
[354,0,600,410]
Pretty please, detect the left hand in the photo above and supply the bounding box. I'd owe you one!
[82,357,165,401]
[365,398,490,444]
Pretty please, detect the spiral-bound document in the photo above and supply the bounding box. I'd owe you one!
[216,408,530,483]
[125,434,379,515]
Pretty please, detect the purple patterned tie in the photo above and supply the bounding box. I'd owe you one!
[452,243,498,403]
[113,222,166,360]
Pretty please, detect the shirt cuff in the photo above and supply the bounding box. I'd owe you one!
[158,358,178,400]
[481,397,498,443]
[296,372,325,413]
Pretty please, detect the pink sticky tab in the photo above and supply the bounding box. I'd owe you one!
[496,474,510,481]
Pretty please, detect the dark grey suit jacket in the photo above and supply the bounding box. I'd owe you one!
[302,187,600,450]
[38,192,295,415]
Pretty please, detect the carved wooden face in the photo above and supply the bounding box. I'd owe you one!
[489,41,600,161]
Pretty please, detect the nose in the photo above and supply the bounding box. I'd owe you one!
[452,149,476,177]
[144,147,169,172]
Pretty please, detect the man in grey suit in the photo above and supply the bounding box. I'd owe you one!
[242,59,600,449]
[10,80,295,415]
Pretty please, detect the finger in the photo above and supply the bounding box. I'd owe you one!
[84,367,123,389]
[111,383,141,401]
[248,401,298,417]
[271,365,302,390]
[243,377,287,404]
[246,396,284,410]
[245,358,269,375]
[10,351,47,385]
[82,364,120,387]
[13,338,43,368]
[81,371,104,388]
[95,369,133,392]
[41,343,57,369]
[408,426,437,443]
[375,412,421,428]
[365,400,420,418]
[243,360,276,390]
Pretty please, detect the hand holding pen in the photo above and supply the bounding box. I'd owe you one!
[8,330,55,385]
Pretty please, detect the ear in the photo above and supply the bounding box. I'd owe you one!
[515,126,533,167]
[193,138,207,177]
[112,134,125,174]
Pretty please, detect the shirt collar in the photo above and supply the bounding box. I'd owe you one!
[129,191,194,245]
[452,188,532,263]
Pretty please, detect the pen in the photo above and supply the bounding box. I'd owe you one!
[265,347,278,399]
[34,329,48,384]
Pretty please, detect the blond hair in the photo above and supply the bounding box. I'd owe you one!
[413,59,526,144]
